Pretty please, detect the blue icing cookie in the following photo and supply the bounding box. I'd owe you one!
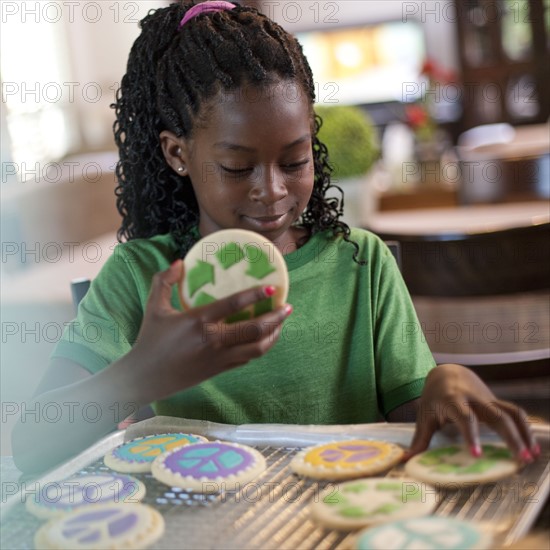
[104,433,206,473]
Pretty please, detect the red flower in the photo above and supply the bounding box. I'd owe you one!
[405,104,428,128]
[421,58,455,84]
[421,59,436,77]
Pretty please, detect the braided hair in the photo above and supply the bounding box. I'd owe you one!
[112,1,362,260]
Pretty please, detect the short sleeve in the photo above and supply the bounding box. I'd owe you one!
[372,241,436,416]
[50,245,144,374]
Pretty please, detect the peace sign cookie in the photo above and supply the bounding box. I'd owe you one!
[290,440,404,480]
[26,473,146,519]
[180,229,289,322]
[151,441,267,493]
[404,444,518,487]
[104,433,207,473]
[354,516,493,550]
[34,502,164,550]
[311,478,437,531]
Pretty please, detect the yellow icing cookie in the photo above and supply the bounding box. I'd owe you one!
[290,440,404,480]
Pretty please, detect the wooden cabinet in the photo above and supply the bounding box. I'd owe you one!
[455,0,550,131]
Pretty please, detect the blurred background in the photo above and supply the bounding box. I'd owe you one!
[1,1,549,453]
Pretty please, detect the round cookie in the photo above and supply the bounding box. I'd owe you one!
[354,516,493,550]
[26,473,146,520]
[34,502,164,550]
[151,441,266,493]
[104,433,207,473]
[180,228,289,322]
[404,444,519,487]
[310,477,437,531]
[290,440,404,480]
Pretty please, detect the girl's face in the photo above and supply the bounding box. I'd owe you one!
[165,80,315,253]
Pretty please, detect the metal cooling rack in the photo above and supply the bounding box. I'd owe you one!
[1,420,548,549]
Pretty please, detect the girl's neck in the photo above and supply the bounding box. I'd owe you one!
[277,225,310,255]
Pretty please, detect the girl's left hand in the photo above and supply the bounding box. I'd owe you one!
[406,363,541,463]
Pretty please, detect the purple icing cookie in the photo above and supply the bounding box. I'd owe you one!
[151,440,267,493]
[34,503,164,549]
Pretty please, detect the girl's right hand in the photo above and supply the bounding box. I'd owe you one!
[129,260,291,402]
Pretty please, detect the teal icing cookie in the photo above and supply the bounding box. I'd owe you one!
[354,516,493,550]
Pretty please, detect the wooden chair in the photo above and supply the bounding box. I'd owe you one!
[70,278,91,316]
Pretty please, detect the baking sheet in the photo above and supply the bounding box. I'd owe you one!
[2,418,549,549]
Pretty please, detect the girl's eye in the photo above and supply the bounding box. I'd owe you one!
[282,159,310,171]
[220,165,253,175]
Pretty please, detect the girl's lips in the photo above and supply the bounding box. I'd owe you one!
[242,213,287,230]
[255,215,285,221]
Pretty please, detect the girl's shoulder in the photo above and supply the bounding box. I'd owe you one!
[103,234,179,277]
[114,233,179,259]
[329,227,393,259]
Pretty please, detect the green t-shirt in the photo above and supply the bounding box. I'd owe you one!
[52,228,435,424]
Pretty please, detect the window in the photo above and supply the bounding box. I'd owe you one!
[1,4,79,182]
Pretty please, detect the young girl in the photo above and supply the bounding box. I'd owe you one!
[13,0,538,474]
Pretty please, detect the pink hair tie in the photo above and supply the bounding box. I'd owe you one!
[178,1,236,30]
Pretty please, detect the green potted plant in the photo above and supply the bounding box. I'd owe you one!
[316,105,379,182]
[316,105,379,225]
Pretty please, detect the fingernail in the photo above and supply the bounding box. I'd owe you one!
[264,285,276,297]
[284,304,293,316]
[531,443,541,458]
[171,259,183,275]
[519,448,533,463]
[470,445,482,458]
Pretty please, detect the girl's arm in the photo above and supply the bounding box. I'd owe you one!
[389,364,539,463]
[12,354,148,474]
[12,261,290,474]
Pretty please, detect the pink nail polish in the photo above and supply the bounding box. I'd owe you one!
[519,448,533,463]
[264,285,276,297]
[284,304,293,316]
[531,443,541,458]
[470,445,482,458]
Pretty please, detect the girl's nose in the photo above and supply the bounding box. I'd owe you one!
[250,165,288,205]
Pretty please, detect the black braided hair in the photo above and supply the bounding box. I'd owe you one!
[112,0,364,263]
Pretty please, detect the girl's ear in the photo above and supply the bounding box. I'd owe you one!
[159,130,190,176]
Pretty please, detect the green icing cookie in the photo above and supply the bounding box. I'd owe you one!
[181,229,289,321]
[311,478,437,530]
